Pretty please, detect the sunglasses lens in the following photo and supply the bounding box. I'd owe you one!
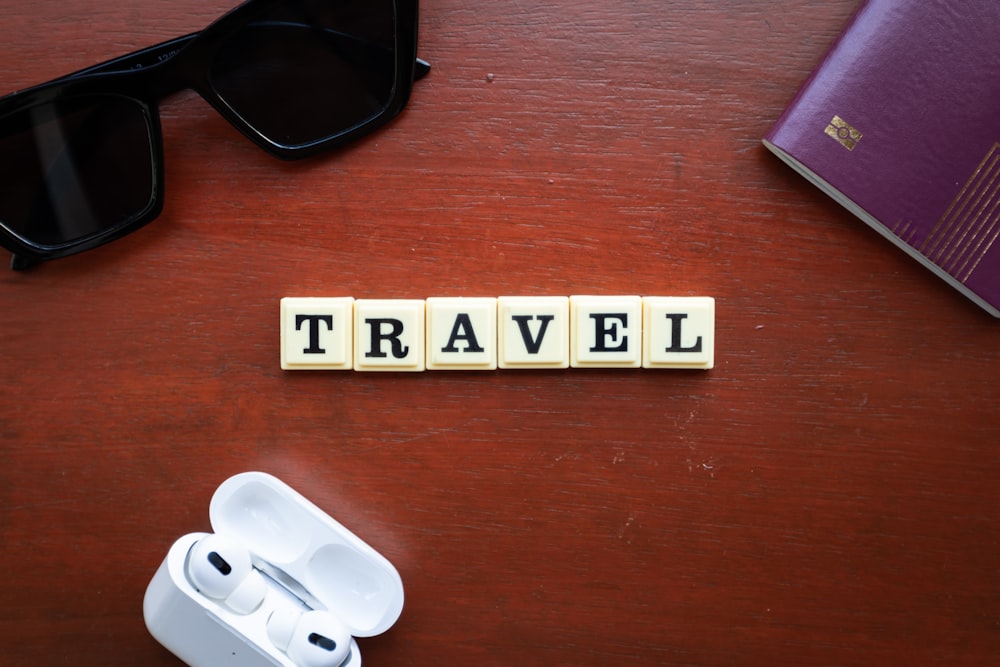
[0,95,156,247]
[209,0,397,148]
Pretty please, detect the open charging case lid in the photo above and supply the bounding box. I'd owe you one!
[209,472,404,638]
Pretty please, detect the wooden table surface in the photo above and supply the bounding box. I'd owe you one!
[1,1,998,665]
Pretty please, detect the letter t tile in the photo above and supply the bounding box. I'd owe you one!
[280,297,355,370]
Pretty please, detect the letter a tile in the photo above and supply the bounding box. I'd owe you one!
[426,297,498,370]
[280,297,355,370]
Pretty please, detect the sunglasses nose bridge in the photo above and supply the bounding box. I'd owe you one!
[142,46,205,102]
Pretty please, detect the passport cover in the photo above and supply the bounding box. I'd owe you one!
[763,0,1000,317]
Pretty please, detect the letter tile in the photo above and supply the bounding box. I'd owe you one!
[642,297,715,369]
[280,297,355,370]
[497,296,570,369]
[426,297,498,370]
[569,295,643,368]
[354,300,426,372]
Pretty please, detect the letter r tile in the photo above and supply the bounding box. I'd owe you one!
[569,295,643,368]
[280,297,355,370]
[497,296,569,369]
[642,297,715,369]
[354,299,426,372]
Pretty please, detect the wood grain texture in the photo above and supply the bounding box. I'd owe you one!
[1,1,998,665]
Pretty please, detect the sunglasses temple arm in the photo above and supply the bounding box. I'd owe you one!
[10,254,38,271]
[415,58,431,81]
[48,33,200,83]
[53,29,426,82]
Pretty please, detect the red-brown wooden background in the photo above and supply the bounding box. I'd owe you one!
[1,1,998,665]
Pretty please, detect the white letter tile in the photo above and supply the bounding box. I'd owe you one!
[497,296,569,369]
[354,300,426,372]
[280,297,354,370]
[426,298,498,370]
[642,297,715,369]
[281,295,716,372]
[569,295,643,368]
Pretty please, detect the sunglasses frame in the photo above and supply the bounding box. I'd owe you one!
[0,0,426,269]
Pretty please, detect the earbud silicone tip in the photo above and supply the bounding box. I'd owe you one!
[266,608,298,651]
[227,569,267,614]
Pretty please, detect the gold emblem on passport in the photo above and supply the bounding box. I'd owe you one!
[825,115,862,151]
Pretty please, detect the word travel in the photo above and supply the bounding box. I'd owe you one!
[280,296,715,371]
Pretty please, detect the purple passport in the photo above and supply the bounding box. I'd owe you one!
[763,0,1000,317]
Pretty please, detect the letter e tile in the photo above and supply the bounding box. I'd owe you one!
[569,295,642,368]
[280,297,354,370]
[354,299,426,372]
[642,297,715,369]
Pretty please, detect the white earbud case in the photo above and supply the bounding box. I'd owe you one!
[143,472,404,666]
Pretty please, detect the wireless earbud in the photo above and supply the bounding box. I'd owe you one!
[267,609,352,667]
[185,533,267,614]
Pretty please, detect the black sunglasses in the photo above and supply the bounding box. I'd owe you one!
[0,0,427,270]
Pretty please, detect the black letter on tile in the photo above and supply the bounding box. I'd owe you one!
[442,314,485,353]
[365,318,409,358]
[589,313,628,352]
[664,313,702,353]
[511,315,554,354]
[295,315,334,354]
